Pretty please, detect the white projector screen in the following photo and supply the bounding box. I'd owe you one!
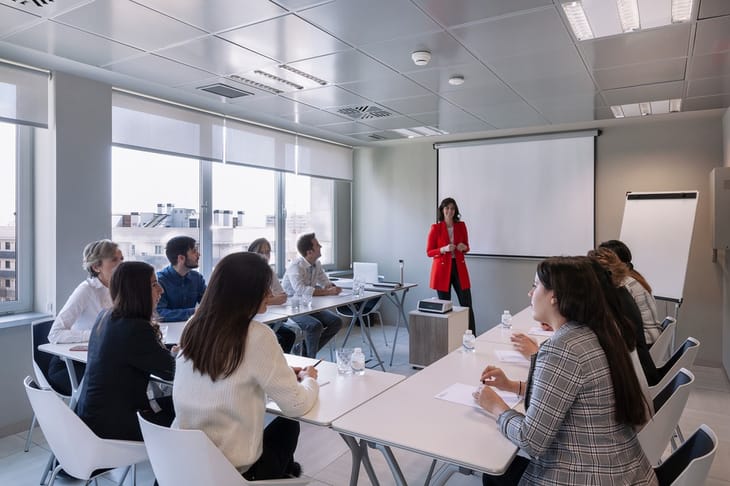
[437,133,596,257]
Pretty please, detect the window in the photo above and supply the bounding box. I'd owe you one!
[284,173,335,266]
[0,121,32,312]
[111,147,200,271]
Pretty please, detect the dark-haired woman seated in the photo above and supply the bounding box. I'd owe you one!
[76,261,175,441]
[474,256,656,485]
[173,252,319,480]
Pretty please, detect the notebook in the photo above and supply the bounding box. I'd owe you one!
[353,262,379,284]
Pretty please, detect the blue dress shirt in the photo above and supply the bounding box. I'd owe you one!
[156,265,206,322]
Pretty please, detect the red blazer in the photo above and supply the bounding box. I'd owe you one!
[426,221,471,292]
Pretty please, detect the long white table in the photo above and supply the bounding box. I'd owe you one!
[332,339,533,485]
[477,306,553,346]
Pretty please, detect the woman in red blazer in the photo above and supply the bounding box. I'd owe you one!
[427,197,476,332]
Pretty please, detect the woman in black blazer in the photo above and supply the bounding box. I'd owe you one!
[76,261,175,441]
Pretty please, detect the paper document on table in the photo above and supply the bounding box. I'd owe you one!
[495,350,531,365]
[435,383,520,409]
[338,290,353,296]
[528,326,554,337]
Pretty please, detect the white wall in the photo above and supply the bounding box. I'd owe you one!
[722,107,730,376]
[354,111,727,367]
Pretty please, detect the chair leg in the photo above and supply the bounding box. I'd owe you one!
[115,465,132,486]
[40,453,55,485]
[375,311,388,347]
[47,464,63,486]
[24,414,37,452]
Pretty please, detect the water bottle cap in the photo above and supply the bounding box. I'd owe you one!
[354,347,362,353]
[503,310,509,314]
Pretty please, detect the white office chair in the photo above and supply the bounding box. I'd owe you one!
[638,368,695,466]
[648,337,700,400]
[23,376,148,486]
[650,317,677,368]
[137,413,309,486]
[654,424,718,486]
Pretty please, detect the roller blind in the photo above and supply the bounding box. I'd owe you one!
[287,136,352,180]
[0,62,48,128]
[112,91,224,162]
[225,118,295,171]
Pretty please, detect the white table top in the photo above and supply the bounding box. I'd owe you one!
[37,342,405,428]
[331,341,531,475]
[334,279,418,293]
[264,290,384,319]
[476,306,553,346]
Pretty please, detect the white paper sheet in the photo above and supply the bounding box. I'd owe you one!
[434,382,520,409]
[495,350,531,365]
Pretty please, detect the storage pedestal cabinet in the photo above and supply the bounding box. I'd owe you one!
[409,306,469,367]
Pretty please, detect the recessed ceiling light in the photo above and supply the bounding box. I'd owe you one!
[616,0,641,33]
[669,98,682,112]
[448,75,465,86]
[562,1,594,41]
[610,98,683,118]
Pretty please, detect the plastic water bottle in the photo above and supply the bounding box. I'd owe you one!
[501,310,513,330]
[351,347,365,375]
[462,329,475,353]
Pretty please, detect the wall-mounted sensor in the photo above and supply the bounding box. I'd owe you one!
[411,50,432,66]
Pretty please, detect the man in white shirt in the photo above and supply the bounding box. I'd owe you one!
[282,233,343,358]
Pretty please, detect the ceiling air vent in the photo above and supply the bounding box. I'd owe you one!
[198,83,254,99]
[337,105,392,120]
[12,0,54,6]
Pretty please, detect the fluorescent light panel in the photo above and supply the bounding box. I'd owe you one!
[610,98,682,118]
[563,0,693,41]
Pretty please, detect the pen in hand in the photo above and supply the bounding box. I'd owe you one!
[312,359,323,368]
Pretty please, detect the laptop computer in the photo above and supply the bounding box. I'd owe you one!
[353,262,379,284]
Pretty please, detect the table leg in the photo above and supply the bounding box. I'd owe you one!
[361,441,380,486]
[374,443,408,486]
[356,308,385,371]
[63,357,82,410]
[388,288,411,366]
[340,434,381,486]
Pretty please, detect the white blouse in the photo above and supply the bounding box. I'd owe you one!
[47,278,112,344]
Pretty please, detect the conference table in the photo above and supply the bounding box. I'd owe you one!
[331,306,549,486]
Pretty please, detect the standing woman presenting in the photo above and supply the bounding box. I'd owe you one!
[427,197,476,333]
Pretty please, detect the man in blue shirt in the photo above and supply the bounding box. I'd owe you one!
[156,236,206,322]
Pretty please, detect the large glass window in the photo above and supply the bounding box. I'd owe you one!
[0,122,17,304]
[211,163,276,268]
[111,147,200,271]
[285,174,335,266]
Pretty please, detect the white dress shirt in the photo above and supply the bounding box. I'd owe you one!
[282,256,331,296]
[48,277,112,344]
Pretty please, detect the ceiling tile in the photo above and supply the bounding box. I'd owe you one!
[156,36,274,77]
[698,0,730,19]
[403,63,503,93]
[53,0,207,51]
[348,131,407,142]
[298,0,441,46]
[451,7,574,62]
[219,14,349,64]
[601,81,685,105]
[688,51,730,79]
[0,5,40,37]
[511,72,598,100]
[104,54,213,86]
[353,115,421,130]
[414,0,553,28]
[283,85,373,108]
[379,94,445,115]
[489,47,586,83]
[592,58,687,90]
[537,102,602,124]
[687,75,730,97]
[136,0,287,34]
[693,15,730,55]
[410,106,490,130]
[529,93,602,113]
[284,50,394,84]
[359,31,477,72]
[229,93,315,114]
[340,75,430,101]
[279,109,350,126]
[579,23,691,69]
[682,93,730,111]
[470,101,547,129]
[275,0,335,11]
[317,120,379,134]
[5,21,142,67]
[440,84,521,108]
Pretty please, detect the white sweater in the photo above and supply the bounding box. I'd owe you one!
[172,320,318,471]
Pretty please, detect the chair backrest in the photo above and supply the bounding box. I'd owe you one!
[650,317,677,367]
[649,337,700,399]
[654,424,717,486]
[30,319,58,392]
[638,368,695,466]
[138,414,309,486]
[24,376,147,480]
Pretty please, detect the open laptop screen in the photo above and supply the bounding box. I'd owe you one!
[353,262,378,284]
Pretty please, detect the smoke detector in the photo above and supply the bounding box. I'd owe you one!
[411,50,432,66]
[448,75,465,86]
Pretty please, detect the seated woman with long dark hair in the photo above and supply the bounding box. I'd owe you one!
[76,261,175,441]
[173,252,319,480]
[474,256,656,485]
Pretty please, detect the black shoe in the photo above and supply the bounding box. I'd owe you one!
[286,461,302,478]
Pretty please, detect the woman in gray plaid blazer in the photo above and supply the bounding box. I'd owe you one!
[474,256,656,485]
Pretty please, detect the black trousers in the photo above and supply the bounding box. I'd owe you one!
[47,355,86,396]
[437,259,476,333]
[243,418,300,481]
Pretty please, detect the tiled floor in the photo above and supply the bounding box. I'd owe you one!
[2,323,728,485]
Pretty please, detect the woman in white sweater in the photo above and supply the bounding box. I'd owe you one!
[173,251,319,480]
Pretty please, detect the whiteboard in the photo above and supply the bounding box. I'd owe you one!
[619,191,698,302]
[437,134,595,257]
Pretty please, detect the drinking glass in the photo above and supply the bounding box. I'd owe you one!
[301,286,315,306]
[336,348,353,375]
[159,325,169,343]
